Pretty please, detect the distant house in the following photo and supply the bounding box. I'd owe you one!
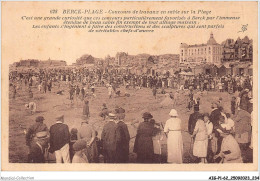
[76,54,95,65]
[192,65,204,75]
[115,52,128,65]
[232,63,252,76]
[218,64,231,77]
[221,36,253,62]
[39,59,67,67]
[203,64,218,75]
[19,59,40,67]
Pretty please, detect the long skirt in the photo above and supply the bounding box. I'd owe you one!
[167,131,183,163]
[193,139,208,158]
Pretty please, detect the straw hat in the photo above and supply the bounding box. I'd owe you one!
[35,131,49,140]
[108,111,117,119]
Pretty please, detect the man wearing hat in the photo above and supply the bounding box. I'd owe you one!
[209,101,221,128]
[29,131,49,163]
[209,101,222,154]
[133,112,155,163]
[49,115,71,163]
[101,111,118,163]
[188,105,200,135]
[115,107,130,163]
[26,116,48,148]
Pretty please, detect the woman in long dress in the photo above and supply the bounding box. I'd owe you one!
[133,112,155,163]
[164,109,183,163]
[192,114,208,163]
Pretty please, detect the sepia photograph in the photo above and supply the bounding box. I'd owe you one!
[1,1,258,173]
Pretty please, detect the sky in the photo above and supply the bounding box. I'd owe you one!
[2,1,258,65]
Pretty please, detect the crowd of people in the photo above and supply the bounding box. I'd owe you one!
[9,66,254,164]
[9,67,252,97]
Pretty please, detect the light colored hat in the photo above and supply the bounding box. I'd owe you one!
[56,114,64,121]
[169,109,178,117]
[36,131,48,139]
[108,112,117,119]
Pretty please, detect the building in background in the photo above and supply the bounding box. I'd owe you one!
[115,52,128,66]
[76,54,95,65]
[221,36,253,62]
[13,58,66,68]
[179,32,222,66]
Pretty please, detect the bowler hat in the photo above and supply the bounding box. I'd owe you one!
[142,112,153,119]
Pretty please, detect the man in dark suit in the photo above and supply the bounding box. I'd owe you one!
[188,105,200,135]
[115,107,130,163]
[209,101,222,154]
[209,101,221,128]
[101,112,118,163]
[29,131,49,163]
[49,115,70,163]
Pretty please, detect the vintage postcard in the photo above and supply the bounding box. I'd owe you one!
[1,1,258,171]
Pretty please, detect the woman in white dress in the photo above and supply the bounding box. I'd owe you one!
[164,109,183,163]
[192,114,208,163]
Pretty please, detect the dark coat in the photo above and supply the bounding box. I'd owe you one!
[49,122,70,153]
[115,121,130,163]
[29,142,45,163]
[101,121,117,163]
[233,109,251,135]
[133,121,155,163]
[240,94,249,112]
[210,108,221,129]
[188,111,200,135]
